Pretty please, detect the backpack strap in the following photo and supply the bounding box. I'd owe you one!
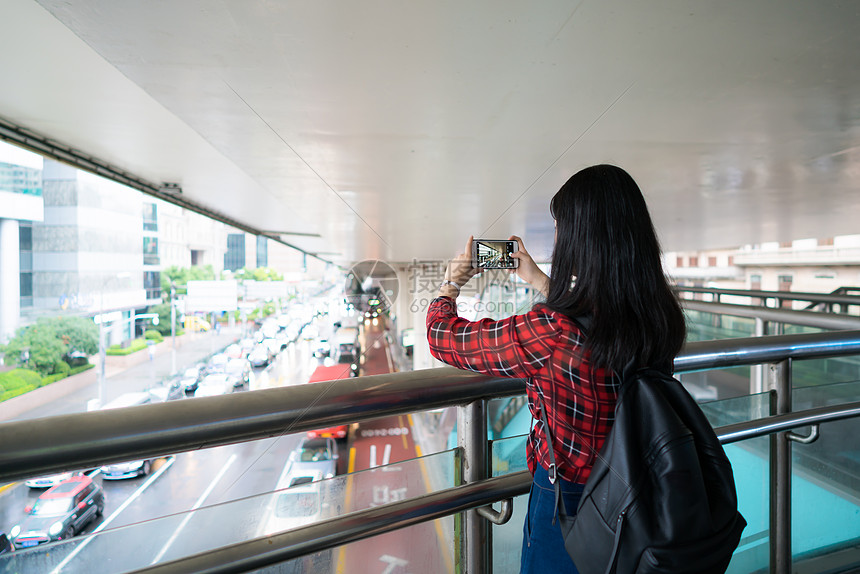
[536,392,569,523]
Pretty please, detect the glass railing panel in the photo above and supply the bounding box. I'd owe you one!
[251,516,458,574]
[0,449,459,574]
[698,389,771,428]
[490,434,529,573]
[790,415,860,568]
[488,392,777,574]
[685,310,758,341]
[724,437,771,574]
[790,380,860,568]
[793,357,860,388]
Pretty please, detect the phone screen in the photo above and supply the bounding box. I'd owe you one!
[473,239,518,269]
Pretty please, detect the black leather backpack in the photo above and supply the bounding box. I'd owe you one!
[539,367,747,574]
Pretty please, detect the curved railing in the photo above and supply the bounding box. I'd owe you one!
[1,330,859,574]
[123,402,860,574]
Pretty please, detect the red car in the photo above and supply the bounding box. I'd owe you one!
[305,365,352,440]
[10,476,105,548]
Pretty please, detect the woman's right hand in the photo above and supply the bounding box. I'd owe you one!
[509,235,550,296]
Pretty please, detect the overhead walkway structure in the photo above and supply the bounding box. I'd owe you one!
[1,293,860,574]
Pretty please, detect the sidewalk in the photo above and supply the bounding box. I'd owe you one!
[0,327,242,422]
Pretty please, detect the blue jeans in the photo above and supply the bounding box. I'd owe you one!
[519,464,583,574]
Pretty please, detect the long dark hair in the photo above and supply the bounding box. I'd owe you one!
[543,164,685,372]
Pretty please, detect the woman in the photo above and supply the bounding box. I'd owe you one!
[426,164,686,572]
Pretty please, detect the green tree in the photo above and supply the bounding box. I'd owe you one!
[44,316,99,356]
[0,316,99,377]
[160,264,216,296]
[146,303,182,336]
[2,321,67,376]
[235,266,284,282]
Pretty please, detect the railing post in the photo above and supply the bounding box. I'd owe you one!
[458,400,489,573]
[752,318,768,394]
[769,359,792,574]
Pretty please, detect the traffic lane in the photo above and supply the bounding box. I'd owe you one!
[1,433,304,572]
[93,434,301,532]
[251,338,317,390]
[337,324,451,573]
[341,415,450,574]
[1,336,311,544]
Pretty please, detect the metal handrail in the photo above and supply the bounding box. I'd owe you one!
[2,330,860,483]
[681,299,860,330]
[126,401,860,574]
[676,286,860,307]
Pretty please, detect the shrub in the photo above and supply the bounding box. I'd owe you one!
[69,363,95,376]
[106,338,149,356]
[0,369,41,403]
[1,385,35,402]
[6,368,42,388]
[52,359,71,376]
[144,329,163,342]
[42,373,67,385]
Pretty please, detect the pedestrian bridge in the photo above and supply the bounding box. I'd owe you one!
[1,291,860,573]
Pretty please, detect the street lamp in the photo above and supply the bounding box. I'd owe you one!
[95,272,130,410]
[170,282,177,376]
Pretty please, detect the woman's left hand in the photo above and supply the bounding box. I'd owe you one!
[440,235,480,297]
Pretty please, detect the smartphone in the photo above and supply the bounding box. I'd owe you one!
[472,239,519,269]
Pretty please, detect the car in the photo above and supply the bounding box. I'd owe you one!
[248,344,270,368]
[10,476,105,548]
[0,532,13,555]
[99,393,158,479]
[238,338,256,355]
[224,357,252,388]
[301,323,319,341]
[224,343,244,359]
[151,377,187,402]
[312,337,330,358]
[287,437,339,480]
[191,373,233,398]
[24,471,80,490]
[184,316,210,332]
[305,365,352,439]
[207,353,229,374]
[180,364,207,394]
[258,469,331,537]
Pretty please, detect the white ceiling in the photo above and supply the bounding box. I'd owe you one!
[2,0,859,267]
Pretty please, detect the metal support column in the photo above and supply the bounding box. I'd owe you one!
[753,318,768,394]
[769,359,792,574]
[458,400,489,573]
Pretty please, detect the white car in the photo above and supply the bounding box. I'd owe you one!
[286,437,339,480]
[192,374,233,398]
[99,392,157,479]
[258,469,328,537]
[24,472,79,489]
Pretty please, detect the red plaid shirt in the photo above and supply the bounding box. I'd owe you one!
[426,296,620,483]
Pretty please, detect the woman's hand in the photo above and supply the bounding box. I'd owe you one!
[509,235,550,297]
[439,235,481,298]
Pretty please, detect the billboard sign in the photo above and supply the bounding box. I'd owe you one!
[186,280,238,312]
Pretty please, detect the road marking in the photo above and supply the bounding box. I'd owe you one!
[151,453,238,564]
[384,340,394,373]
[410,414,454,574]
[336,447,358,574]
[0,482,17,496]
[369,444,392,468]
[379,554,408,573]
[397,416,408,449]
[50,456,176,574]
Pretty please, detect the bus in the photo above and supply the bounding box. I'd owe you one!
[305,364,353,440]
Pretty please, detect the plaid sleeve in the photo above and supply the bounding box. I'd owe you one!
[425,296,559,378]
